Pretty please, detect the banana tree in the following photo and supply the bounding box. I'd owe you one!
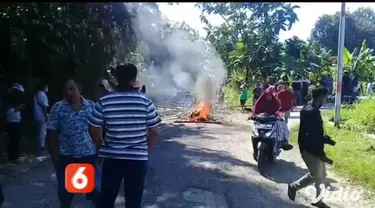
[226,39,250,86]
[343,39,375,81]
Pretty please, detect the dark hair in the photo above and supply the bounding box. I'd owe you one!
[140,85,146,93]
[62,77,81,91]
[36,81,48,91]
[312,87,328,100]
[116,63,137,90]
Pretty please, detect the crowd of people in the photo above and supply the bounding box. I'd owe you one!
[1,63,159,208]
[0,70,354,208]
[247,79,336,208]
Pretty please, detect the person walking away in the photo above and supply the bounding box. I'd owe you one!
[140,85,146,94]
[252,83,262,105]
[89,64,161,208]
[292,81,302,106]
[276,83,294,124]
[33,81,49,151]
[47,78,100,207]
[351,73,360,102]
[4,83,26,162]
[288,87,336,208]
[239,87,248,111]
[324,74,333,95]
[250,88,293,161]
[218,87,224,104]
[367,79,374,96]
[342,71,351,103]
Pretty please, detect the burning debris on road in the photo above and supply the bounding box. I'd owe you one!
[174,100,221,124]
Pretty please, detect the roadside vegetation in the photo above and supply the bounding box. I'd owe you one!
[325,97,375,133]
[290,125,375,191]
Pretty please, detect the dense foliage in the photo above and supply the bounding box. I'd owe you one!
[1,3,375,101]
[0,2,139,100]
[196,4,375,88]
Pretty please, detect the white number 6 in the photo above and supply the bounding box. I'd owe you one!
[71,167,88,190]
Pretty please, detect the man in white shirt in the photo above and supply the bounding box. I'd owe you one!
[5,83,26,162]
[33,81,49,150]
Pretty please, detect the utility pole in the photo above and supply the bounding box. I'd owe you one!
[334,2,346,126]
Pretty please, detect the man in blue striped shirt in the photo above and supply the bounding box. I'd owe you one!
[89,63,161,208]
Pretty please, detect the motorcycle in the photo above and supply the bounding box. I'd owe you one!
[251,113,281,174]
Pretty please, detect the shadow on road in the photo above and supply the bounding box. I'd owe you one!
[1,122,315,207]
[127,123,306,208]
[262,158,338,189]
[262,159,308,184]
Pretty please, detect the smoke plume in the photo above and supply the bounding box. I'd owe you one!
[128,4,227,105]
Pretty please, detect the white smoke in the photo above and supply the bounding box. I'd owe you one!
[128,3,226,104]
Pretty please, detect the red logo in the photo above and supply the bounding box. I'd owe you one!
[65,163,95,193]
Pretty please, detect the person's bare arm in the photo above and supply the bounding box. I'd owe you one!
[89,126,103,149]
[39,92,49,120]
[147,127,160,148]
[146,101,162,148]
[88,101,104,148]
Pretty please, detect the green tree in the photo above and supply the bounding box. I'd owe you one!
[197,3,299,85]
[282,36,332,82]
[343,39,375,81]
[0,2,139,100]
[310,7,375,56]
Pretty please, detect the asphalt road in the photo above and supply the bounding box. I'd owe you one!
[0,106,373,208]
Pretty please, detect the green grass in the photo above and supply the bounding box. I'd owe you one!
[223,86,253,108]
[290,125,375,191]
[324,98,375,133]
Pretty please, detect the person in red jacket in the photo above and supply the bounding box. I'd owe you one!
[250,88,293,160]
[276,82,294,124]
[252,88,281,117]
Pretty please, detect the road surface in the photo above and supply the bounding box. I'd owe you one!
[0,105,373,208]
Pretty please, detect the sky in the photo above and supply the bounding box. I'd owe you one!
[158,3,375,41]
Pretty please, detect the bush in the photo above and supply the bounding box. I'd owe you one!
[290,125,375,191]
[223,86,253,107]
[325,98,375,133]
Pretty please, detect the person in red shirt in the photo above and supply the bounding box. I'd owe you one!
[250,88,293,160]
[252,88,281,117]
[276,82,294,124]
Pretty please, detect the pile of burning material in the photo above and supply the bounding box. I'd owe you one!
[174,100,221,124]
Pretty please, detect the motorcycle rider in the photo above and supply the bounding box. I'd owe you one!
[250,88,293,160]
[288,87,335,208]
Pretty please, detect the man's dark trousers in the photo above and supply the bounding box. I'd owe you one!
[54,155,98,207]
[290,150,327,197]
[0,183,4,206]
[98,158,148,208]
[294,91,302,106]
[6,122,21,161]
